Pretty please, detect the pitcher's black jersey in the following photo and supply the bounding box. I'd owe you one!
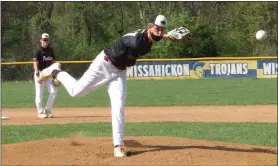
[33,46,55,71]
[104,29,152,70]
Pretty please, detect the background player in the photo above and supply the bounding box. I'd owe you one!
[33,33,57,118]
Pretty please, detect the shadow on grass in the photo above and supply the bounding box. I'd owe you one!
[124,140,278,156]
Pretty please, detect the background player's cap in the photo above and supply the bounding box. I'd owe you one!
[150,15,168,28]
[41,33,49,39]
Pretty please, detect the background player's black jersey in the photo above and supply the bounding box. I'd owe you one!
[33,46,55,71]
[104,29,152,70]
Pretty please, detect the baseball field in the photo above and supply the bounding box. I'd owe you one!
[2,78,277,165]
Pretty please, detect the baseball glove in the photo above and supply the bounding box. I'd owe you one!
[167,26,192,43]
[52,78,62,87]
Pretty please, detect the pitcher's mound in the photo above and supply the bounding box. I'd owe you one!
[2,136,277,165]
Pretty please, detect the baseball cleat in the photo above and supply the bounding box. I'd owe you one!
[38,63,61,82]
[114,145,127,157]
[37,112,48,119]
[45,109,53,118]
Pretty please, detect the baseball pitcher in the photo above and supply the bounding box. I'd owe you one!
[37,15,191,156]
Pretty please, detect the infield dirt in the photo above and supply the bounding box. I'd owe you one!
[2,105,277,165]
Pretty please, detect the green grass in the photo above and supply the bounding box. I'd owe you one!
[2,78,277,108]
[2,122,277,147]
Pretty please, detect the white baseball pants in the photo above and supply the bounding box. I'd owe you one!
[56,50,127,146]
[34,73,57,114]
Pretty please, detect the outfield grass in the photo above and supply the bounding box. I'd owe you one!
[2,122,277,147]
[2,79,277,147]
[2,78,277,108]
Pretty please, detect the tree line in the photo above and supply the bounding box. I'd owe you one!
[1,1,277,80]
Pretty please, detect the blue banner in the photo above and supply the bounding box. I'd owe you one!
[126,59,274,79]
[257,60,278,78]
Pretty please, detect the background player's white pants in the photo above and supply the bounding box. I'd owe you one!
[34,73,57,114]
[56,50,126,146]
